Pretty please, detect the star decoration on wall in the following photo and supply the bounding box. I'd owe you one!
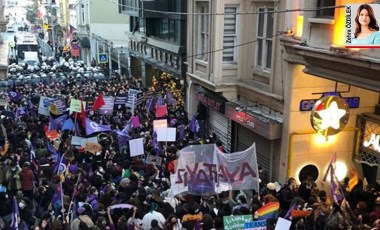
[316,101,347,130]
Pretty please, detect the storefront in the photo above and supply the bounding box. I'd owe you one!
[356,113,380,184]
[225,102,282,182]
[195,86,231,152]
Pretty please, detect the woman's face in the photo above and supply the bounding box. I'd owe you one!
[359,9,371,26]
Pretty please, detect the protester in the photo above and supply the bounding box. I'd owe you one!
[1,58,380,230]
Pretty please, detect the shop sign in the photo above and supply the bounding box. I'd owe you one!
[300,97,360,111]
[195,92,225,113]
[310,96,350,137]
[225,104,282,140]
[363,134,380,153]
[361,119,380,155]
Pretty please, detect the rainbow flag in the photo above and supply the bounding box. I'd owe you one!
[257,202,280,220]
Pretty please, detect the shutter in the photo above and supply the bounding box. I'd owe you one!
[208,109,231,152]
[223,7,236,61]
[237,125,272,181]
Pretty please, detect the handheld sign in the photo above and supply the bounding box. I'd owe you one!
[129,138,144,157]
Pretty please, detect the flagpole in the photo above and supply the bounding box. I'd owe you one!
[74,112,78,136]
[60,182,65,215]
[67,172,82,223]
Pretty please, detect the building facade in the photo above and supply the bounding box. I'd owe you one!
[186,0,286,182]
[282,0,380,185]
[70,0,129,65]
[119,0,187,86]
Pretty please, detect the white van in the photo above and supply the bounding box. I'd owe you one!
[6,24,15,33]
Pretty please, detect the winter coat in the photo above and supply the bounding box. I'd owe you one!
[20,167,35,191]
[6,167,21,191]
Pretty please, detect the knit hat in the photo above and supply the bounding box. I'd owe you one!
[119,178,130,187]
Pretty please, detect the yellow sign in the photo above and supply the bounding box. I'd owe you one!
[85,142,102,154]
[43,24,51,30]
[310,96,350,137]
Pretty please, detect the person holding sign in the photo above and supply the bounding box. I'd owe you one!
[353,4,380,45]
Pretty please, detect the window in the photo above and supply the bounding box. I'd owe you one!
[146,19,179,43]
[118,0,126,13]
[196,2,209,61]
[256,8,274,71]
[223,6,238,62]
[317,0,335,18]
[130,16,139,34]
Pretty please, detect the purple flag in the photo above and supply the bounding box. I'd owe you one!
[113,129,130,147]
[54,153,67,175]
[15,107,25,120]
[153,131,161,156]
[8,91,23,101]
[284,203,297,220]
[156,94,164,106]
[47,142,59,162]
[54,114,68,129]
[166,89,176,105]
[85,118,111,135]
[50,182,63,216]
[48,116,57,131]
[146,97,156,112]
[10,197,19,230]
[189,115,199,138]
[122,120,132,134]
[330,164,344,203]
[178,125,185,142]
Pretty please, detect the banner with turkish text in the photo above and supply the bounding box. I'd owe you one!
[171,143,259,196]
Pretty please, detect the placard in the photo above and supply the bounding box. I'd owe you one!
[223,215,253,230]
[156,105,168,118]
[114,94,127,110]
[71,136,85,146]
[153,119,167,130]
[99,96,115,115]
[85,142,102,154]
[69,99,86,113]
[156,127,176,142]
[146,155,162,166]
[38,96,52,116]
[50,99,66,115]
[244,220,267,230]
[129,138,144,157]
[45,130,59,140]
[274,218,291,230]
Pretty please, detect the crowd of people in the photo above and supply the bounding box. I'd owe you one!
[0,58,379,230]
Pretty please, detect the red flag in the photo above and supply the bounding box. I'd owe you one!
[92,93,105,111]
[81,101,86,128]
